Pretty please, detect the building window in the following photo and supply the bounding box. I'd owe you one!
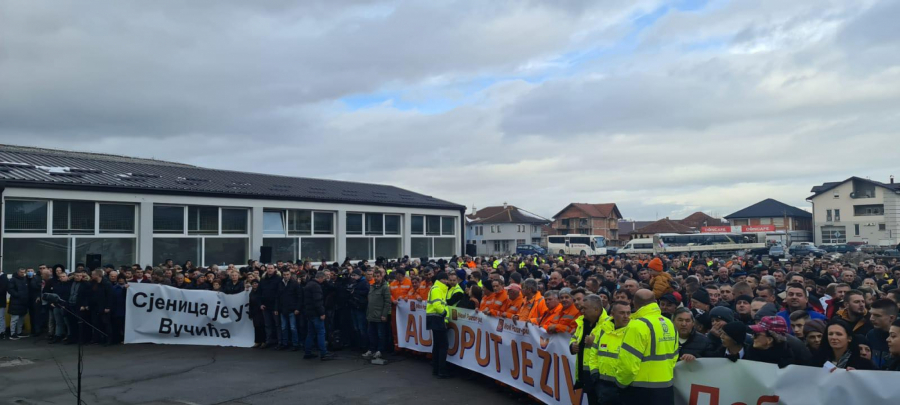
[288,210,312,235]
[221,209,249,234]
[826,210,832,222]
[411,216,424,235]
[263,210,286,235]
[772,218,784,228]
[854,205,884,216]
[53,201,95,235]
[493,241,501,252]
[516,239,526,245]
[263,238,297,263]
[835,209,841,221]
[346,213,403,261]
[821,226,846,244]
[426,216,441,236]
[99,204,135,234]
[154,205,185,233]
[879,223,886,231]
[75,238,136,269]
[759,218,772,225]
[410,215,456,258]
[2,238,69,273]
[733,219,748,226]
[187,206,218,235]
[855,224,860,236]
[153,237,201,267]
[4,200,49,233]
[300,238,334,262]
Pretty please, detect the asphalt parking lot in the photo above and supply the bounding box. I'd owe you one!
[0,338,533,405]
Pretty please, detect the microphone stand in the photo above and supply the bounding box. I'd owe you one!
[52,303,109,405]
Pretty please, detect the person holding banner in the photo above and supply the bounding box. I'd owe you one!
[615,289,678,405]
[425,271,451,379]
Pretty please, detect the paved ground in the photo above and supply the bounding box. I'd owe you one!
[0,337,536,405]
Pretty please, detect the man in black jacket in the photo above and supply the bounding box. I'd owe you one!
[88,270,114,345]
[674,307,715,360]
[275,272,302,351]
[258,265,282,349]
[7,268,30,339]
[304,271,334,361]
[49,272,72,344]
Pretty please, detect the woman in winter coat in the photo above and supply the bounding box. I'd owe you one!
[812,320,875,370]
[7,268,31,338]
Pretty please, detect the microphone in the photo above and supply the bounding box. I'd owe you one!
[42,292,62,304]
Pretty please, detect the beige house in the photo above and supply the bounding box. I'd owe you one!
[808,177,900,246]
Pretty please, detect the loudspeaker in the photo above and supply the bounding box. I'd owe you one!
[465,243,477,257]
[260,246,273,264]
[86,254,102,270]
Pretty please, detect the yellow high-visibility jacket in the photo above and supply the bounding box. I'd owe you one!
[615,303,679,388]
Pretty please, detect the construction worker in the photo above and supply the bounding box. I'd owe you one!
[615,289,679,405]
[516,279,547,323]
[389,269,412,303]
[593,300,631,405]
[502,284,525,318]
[480,279,509,317]
[425,271,451,379]
[570,294,608,405]
[546,288,581,334]
[492,258,501,269]
[533,290,561,329]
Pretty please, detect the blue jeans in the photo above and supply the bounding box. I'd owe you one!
[279,312,300,348]
[367,321,388,353]
[52,307,68,337]
[350,309,368,349]
[305,316,328,357]
[263,309,279,345]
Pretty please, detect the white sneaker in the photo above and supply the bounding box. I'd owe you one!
[373,351,382,359]
[362,351,373,359]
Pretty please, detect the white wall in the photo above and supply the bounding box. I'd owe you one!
[810,181,900,245]
[1,187,461,267]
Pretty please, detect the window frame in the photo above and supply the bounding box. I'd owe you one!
[345,212,403,261]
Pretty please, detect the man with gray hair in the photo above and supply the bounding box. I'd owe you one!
[570,294,606,404]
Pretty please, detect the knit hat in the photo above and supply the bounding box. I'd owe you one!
[692,289,711,306]
[722,321,748,344]
[754,303,779,321]
[648,257,664,272]
[734,295,753,305]
[749,316,788,336]
[710,306,735,323]
[659,293,679,305]
[802,319,826,336]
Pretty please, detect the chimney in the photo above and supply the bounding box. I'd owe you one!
[471,204,477,214]
[891,175,895,184]
[503,201,508,209]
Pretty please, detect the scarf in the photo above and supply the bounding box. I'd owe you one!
[834,350,852,369]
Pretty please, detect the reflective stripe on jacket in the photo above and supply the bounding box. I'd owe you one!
[615,303,679,388]
[592,318,628,382]
[426,280,450,322]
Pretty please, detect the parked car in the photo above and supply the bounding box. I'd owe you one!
[820,244,858,254]
[769,244,786,259]
[879,249,900,258]
[516,244,546,256]
[789,244,826,258]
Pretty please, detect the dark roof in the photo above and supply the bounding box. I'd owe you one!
[633,218,694,234]
[552,203,622,220]
[809,177,900,198]
[724,199,811,219]
[678,212,728,229]
[466,205,549,225]
[618,220,655,235]
[0,144,464,210]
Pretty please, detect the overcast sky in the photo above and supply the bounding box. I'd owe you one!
[2,0,899,220]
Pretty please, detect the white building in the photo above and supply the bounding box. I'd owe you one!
[0,144,464,273]
[808,176,900,246]
[465,204,549,255]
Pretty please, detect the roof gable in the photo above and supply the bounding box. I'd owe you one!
[468,205,549,224]
[553,203,622,220]
[725,199,811,219]
[809,176,900,198]
[678,212,728,228]
[633,218,694,234]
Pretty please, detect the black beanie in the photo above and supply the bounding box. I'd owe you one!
[692,289,711,306]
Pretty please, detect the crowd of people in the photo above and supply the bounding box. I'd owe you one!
[3,250,900,404]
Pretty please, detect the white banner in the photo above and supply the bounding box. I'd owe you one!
[125,283,254,347]
[675,358,900,405]
[395,300,587,405]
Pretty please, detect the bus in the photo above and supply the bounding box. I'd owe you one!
[619,238,654,255]
[652,233,765,257]
[547,234,612,256]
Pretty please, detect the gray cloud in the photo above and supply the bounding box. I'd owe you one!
[1,0,898,221]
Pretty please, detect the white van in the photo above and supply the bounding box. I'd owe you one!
[619,238,654,255]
